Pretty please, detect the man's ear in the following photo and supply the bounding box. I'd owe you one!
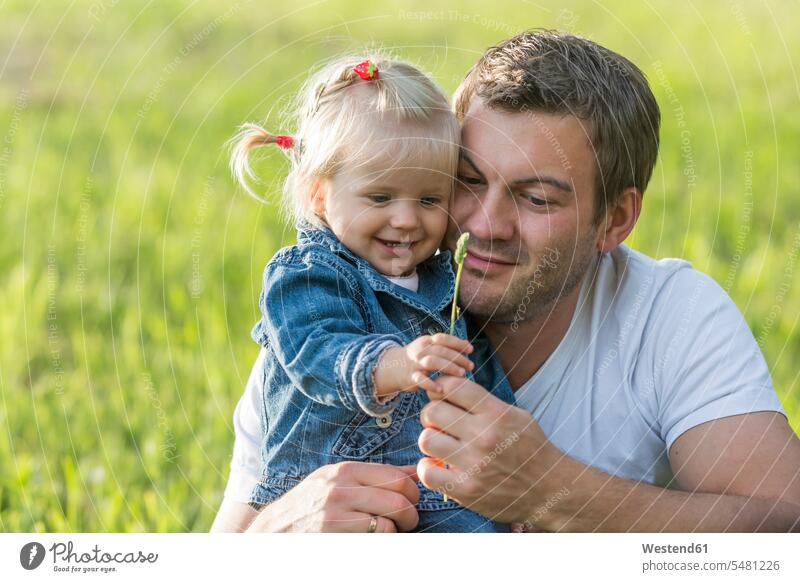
[310,179,327,218]
[595,187,642,253]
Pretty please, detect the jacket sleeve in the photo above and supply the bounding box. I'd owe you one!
[257,256,402,417]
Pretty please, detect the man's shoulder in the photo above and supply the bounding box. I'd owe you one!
[602,245,757,372]
[598,244,746,356]
[608,244,692,284]
[605,244,726,308]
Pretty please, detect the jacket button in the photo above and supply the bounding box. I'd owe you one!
[376,415,392,429]
[426,324,441,335]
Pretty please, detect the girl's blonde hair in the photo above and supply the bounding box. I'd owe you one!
[230,54,460,225]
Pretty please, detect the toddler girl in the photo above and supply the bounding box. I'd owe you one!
[230,55,514,532]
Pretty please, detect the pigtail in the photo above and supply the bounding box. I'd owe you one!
[229,122,294,200]
[228,54,458,226]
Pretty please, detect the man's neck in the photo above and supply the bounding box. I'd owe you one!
[478,282,583,391]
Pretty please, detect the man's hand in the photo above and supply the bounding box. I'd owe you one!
[417,375,800,532]
[416,375,565,526]
[246,462,420,532]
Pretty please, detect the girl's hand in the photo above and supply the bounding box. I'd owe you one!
[373,334,474,397]
[404,333,474,392]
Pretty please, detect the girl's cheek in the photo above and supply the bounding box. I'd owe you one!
[437,209,450,233]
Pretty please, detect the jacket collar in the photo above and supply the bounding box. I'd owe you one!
[296,223,455,313]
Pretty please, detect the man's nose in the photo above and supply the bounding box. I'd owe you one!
[389,200,421,230]
[461,184,516,241]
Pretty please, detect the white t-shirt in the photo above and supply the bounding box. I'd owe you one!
[387,271,419,292]
[223,245,785,501]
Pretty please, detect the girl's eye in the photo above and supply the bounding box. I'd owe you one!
[368,194,390,204]
[420,197,441,207]
[457,174,483,186]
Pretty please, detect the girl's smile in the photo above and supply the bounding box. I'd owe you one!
[318,156,452,277]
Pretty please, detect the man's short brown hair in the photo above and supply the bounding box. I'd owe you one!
[454,30,661,222]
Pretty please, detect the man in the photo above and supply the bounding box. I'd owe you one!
[212,30,800,532]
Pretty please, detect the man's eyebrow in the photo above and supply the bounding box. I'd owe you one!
[460,151,572,193]
[512,175,573,193]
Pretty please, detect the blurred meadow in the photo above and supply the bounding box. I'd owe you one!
[0,0,798,531]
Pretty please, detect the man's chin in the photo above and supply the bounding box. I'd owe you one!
[459,282,520,323]
[462,304,518,325]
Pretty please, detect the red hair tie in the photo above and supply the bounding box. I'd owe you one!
[274,135,294,149]
[353,60,379,80]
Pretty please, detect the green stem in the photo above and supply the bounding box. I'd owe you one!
[444,234,469,503]
[449,261,464,335]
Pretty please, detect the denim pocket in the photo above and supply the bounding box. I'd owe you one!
[331,392,416,459]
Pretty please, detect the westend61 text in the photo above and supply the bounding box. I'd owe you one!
[642,543,708,554]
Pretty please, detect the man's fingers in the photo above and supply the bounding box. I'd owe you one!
[347,462,420,505]
[338,512,398,533]
[418,426,463,463]
[432,375,501,412]
[413,372,439,393]
[397,464,418,481]
[424,388,446,401]
[350,488,419,532]
[417,457,460,497]
[420,399,473,438]
[372,515,398,533]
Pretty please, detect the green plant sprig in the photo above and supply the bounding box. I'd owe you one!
[449,232,470,335]
[444,232,469,502]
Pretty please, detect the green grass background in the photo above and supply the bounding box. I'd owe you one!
[0,0,798,531]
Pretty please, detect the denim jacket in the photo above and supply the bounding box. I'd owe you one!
[249,224,514,509]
